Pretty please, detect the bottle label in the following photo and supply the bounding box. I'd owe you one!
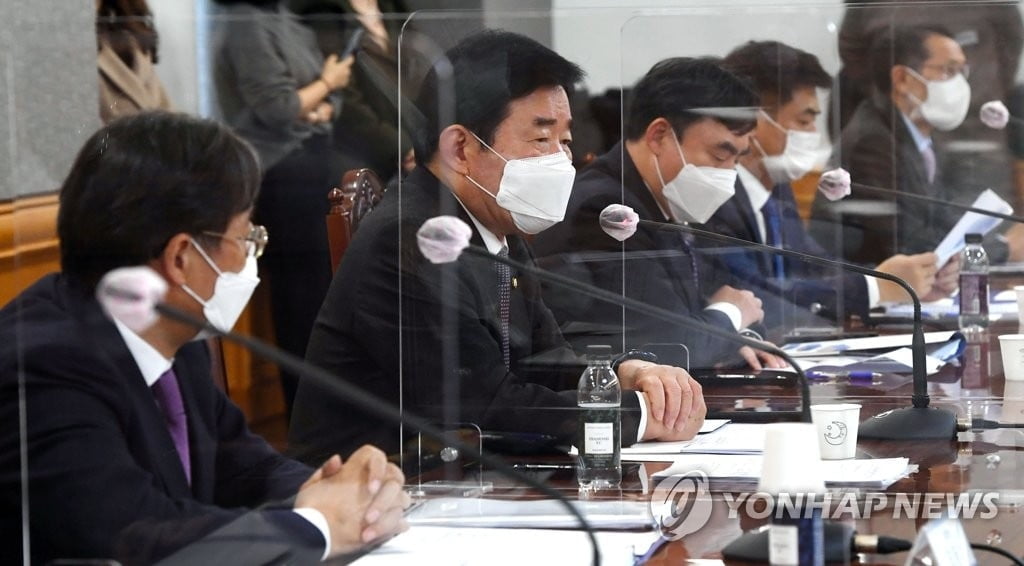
[959,273,989,316]
[768,524,799,565]
[584,422,614,455]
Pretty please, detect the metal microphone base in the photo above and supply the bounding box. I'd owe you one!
[858,407,957,440]
[722,521,852,563]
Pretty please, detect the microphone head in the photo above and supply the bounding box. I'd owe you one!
[599,204,639,241]
[980,100,1010,129]
[96,266,168,333]
[417,216,472,264]
[817,168,851,202]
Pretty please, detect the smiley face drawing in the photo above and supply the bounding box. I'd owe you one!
[823,421,848,445]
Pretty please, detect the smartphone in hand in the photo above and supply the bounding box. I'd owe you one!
[340,28,365,58]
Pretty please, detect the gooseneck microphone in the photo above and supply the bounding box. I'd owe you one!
[415,216,814,424]
[599,204,955,441]
[847,181,1024,225]
[95,267,604,566]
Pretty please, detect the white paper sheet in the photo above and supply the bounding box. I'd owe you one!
[405,497,656,530]
[353,526,662,566]
[782,331,956,357]
[650,455,913,488]
[933,189,1013,266]
[622,423,766,455]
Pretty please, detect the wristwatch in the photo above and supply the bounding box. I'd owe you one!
[612,349,658,371]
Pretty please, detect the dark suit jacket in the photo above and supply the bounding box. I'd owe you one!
[291,165,643,461]
[0,275,321,565]
[532,143,743,369]
[809,96,1009,265]
[703,178,870,328]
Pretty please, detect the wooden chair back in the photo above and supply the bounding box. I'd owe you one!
[326,168,386,272]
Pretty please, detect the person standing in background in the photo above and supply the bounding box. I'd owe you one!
[288,0,413,180]
[96,0,172,123]
[213,0,354,416]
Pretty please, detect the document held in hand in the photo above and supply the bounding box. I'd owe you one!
[934,189,1013,266]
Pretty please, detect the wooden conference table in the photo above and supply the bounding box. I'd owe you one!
[407,319,1024,565]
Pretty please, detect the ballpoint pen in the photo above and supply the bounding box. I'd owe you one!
[806,370,883,380]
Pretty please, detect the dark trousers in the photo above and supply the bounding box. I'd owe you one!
[255,134,337,415]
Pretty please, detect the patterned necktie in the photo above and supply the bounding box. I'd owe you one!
[496,245,511,368]
[921,145,937,184]
[761,196,786,279]
[678,231,702,297]
[152,368,191,485]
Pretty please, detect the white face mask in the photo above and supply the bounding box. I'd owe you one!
[756,110,825,184]
[654,131,736,224]
[182,238,260,339]
[906,67,971,131]
[464,133,576,235]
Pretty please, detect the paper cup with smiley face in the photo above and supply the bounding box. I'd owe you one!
[810,403,861,460]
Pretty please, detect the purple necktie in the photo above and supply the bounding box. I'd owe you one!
[152,368,191,485]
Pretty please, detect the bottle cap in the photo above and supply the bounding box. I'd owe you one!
[965,233,983,244]
[586,345,613,359]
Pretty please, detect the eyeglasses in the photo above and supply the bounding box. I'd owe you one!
[920,62,970,81]
[202,224,269,259]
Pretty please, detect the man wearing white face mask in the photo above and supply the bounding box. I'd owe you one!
[706,40,949,332]
[295,31,706,463]
[810,25,1024,266]
[0,112,411,564]
[536,57,786,372]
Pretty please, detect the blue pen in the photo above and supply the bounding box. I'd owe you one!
[634,535,671,564]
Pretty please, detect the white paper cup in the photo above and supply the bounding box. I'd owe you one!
[810,404,861,460]
[758,423,825,495]
[999,334,1024,381]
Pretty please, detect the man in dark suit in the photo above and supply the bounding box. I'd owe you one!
[292,31,705,463]
[810,24,1024,265]
[534,57,784,371]
[0,112,409,565]
[706,40,946,331]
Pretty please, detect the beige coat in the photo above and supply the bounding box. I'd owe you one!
[97,37,171,123]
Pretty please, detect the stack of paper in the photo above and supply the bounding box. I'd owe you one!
[354,526,663,565]
[933,189,1013,266]
[651,454,914,490]
[622,423,766,458]
[405,497,657,530]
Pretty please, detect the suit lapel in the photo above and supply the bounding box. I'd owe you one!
[97,41,153,111]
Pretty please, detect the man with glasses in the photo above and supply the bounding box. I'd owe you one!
[0,112,409,565]
[811,24,1024,265]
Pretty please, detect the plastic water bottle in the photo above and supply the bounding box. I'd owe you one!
[958,233,989,331]
[577,345,621,489]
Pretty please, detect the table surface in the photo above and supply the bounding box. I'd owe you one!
[407,319,1024,565]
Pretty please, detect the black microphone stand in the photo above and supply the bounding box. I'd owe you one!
[849,182,1024,225]
[634,218,956,440]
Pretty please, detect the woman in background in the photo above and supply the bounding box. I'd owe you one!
[96,0,172,123]
[213,0,353,416]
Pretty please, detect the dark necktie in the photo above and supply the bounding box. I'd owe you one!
[678,231,702,296]
[496,245,511,368]
[761,196,786,279]
[152,368,191,485]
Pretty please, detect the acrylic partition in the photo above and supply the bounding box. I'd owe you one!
[7,2,1024,564]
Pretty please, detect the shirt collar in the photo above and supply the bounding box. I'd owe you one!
[736,165,772,210]
[454,196,507,254]
[113,318,173,387]
[899,111,933,153]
